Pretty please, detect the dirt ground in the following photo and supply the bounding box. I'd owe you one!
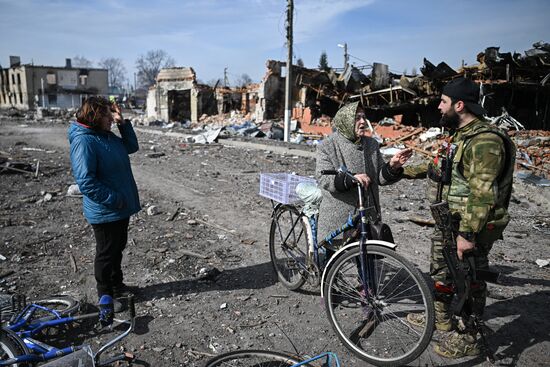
[1,113,549,367]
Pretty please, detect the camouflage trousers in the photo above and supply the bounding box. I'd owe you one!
[430,228,493,317]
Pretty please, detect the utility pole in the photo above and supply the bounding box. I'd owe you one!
[344,43,349,67]
[283,0,293,143]
[224,67,229,88]
[338,43,349,68]
[41,78,45,108]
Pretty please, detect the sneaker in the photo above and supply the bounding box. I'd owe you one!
[434,331,480,358]
[98,295,125,318]
[407,312,452,331]
[113,283,138,298]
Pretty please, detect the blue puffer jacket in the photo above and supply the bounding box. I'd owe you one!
[68,121,141,224]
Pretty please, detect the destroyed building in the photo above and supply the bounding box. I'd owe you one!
[251,41,550,133]
[146,67,216,123]
[0,56,108,110]
[251,60,336,123]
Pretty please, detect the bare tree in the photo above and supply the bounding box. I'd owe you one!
[135,50,176,88]
[98,58,127,88]
[411,66,418,76]
[296,58,305,67]
[318,51,330,72]
[235,73,253,87]
[72,55,93,68]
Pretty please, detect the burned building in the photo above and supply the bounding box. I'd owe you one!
[0,56,108,110]
[259,41,550,132]
[146,67,216,123]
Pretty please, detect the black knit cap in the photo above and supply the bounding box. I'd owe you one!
[442,78,487,116]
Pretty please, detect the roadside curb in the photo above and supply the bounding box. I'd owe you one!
[134,127,316,158]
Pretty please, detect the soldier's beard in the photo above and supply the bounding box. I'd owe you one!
[440,110,460,129]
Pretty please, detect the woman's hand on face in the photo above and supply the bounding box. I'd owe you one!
[353,173,371,188]
[389,148,413,169]
[111,102,123,124]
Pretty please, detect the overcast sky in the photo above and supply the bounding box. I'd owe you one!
[1,0,548,86]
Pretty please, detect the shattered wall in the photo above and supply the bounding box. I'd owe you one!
[146,67,217,123]
[0,62,108,110]
[255,60,301,122]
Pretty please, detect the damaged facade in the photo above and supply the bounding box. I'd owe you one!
[251,41,550,132]
[146,67,216,123]
[0,56,108,110]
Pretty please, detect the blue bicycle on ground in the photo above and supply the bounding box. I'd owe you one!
[204,349,340,366]
[0,293,135,366]
[265,167,435,366]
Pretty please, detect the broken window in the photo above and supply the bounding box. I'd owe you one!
[48,94,57,106]
[168,90,191,121]
[11,74,15,84]
[46,72,56,85]
[17,74,21,85]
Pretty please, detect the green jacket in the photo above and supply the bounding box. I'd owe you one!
[404,119,515,242]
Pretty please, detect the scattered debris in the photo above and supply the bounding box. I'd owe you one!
[68,252,78,273]
[407,216,435,227]
[179,250,208,260]
[66,184,82,197]
[517,172,550,186]
[147,206,160,216]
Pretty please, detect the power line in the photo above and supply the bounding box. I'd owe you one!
[349,54,372,66]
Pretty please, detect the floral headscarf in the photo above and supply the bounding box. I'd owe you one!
[332,101,360,144]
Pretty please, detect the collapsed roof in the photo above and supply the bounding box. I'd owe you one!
[288,41,550,130]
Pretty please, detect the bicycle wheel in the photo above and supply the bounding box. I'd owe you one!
[323,245,434,367]
[269,205,310,290]
[204,349,308,367]
[31,295,80,322]
[0,327,31,367]
[1,294,17,325]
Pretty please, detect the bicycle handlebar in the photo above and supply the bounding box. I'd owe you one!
[320,170,338,175]
[321,166,361,186]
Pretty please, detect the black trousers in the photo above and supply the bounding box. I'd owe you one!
[91,217,130,297]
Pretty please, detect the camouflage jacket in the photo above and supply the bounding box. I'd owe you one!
[404,119,515,240]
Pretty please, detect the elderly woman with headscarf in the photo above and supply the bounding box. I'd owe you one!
[315,101,412,245]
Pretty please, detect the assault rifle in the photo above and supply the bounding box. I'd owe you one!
[430,201,497,363]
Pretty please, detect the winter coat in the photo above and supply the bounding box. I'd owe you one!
[68,121,141,224]
[315,102,402,241]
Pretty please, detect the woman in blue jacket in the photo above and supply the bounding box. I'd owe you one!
[68,96,141,305]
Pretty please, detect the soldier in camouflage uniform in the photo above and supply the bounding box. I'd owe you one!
[404,78,515,358]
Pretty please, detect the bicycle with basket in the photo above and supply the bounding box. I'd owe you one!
[260,168,435,367]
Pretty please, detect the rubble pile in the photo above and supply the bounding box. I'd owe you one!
[510,129,550,175]
[372,116,550,180]
[289,41,550,133]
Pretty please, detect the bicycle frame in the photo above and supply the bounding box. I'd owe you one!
[317,167,399,298]
[293,351,340,367]
[0,296,135,366]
